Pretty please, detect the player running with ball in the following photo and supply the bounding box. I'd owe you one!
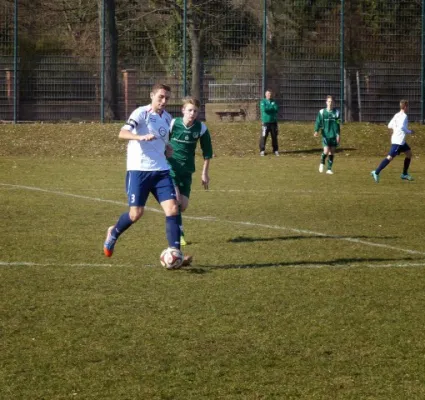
[167,97,213,246]
[103,83,192,267]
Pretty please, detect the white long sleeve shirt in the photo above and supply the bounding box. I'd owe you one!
[388,111,412,145]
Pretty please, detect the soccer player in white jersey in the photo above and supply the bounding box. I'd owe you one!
[371,100,414,183]
[103,83,192,266]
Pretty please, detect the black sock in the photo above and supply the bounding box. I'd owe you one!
[403,158,411,175]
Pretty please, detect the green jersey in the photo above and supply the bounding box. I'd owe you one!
[314,108,340,139]
[260,98,279,123]
[168,118,213,174]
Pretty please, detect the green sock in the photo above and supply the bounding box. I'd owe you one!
[321,153,327,164]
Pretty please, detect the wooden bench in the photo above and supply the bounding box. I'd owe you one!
[205,102,257,122]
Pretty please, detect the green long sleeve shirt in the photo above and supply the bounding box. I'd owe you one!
[314,108,340,139]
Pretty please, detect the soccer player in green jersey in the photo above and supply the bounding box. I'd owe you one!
[168,97,213,246]
[314,95,341,175]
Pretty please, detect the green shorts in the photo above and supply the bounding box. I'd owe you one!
[169,169,193,198]
[322,137,338,148]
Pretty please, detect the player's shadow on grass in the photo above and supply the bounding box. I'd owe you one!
[184,256,423,272]
[283,147,357,155]
[228,235,399,243]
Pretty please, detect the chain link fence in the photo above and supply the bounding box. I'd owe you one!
[0,0,423,123]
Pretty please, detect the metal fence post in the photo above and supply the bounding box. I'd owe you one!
[421,0,425,124]
[13,0,18,123]
[262,0,267,97]
[100,0,105,123]
[183,0,187,97]
[340,0,345,124]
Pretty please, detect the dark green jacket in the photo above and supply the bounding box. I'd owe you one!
[260,99,279,123]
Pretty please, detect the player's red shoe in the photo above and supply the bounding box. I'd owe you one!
[103,226,116,257]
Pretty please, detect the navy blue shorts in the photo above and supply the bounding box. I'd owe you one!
[388,143,411,158]
[126,170,176,207]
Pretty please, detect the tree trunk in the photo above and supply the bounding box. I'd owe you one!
[100,0,118,120]
[188,27,201,100]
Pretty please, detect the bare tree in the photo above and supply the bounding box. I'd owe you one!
[118,0,256,99]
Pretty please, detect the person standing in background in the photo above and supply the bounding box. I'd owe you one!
[259,89,279,156]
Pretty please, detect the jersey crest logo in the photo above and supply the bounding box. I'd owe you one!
[185,135,190,141]
[193,132,199,139]
[159,127,167,137]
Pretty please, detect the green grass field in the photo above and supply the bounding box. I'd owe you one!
[1,122,425,399]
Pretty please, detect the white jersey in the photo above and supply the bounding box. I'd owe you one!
[121,105,172,171]
[388,111,412,145]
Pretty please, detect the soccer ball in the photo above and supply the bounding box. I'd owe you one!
[160,247,183,269]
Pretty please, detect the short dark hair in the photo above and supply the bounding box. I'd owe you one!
[152,83,171,93]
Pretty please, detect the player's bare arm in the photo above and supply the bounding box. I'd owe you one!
[139,133,156,141]
[165,144,173,158]
[118,129,155,141]
[202,159,210,190]
[174,184,182,205]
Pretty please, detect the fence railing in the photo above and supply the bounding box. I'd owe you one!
[0,0,423,123]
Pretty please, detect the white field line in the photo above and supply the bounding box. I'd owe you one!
[229,221,425,255]
[1,182,425,257]
[4,186,421,196]
[0,261,138,267]
[1,260,425,269]
[192,189,424,196]
[0,183,162,213]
